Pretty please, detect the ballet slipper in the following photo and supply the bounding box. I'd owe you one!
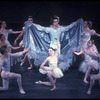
[50,86,56,91]
[87,90,91,95]
[20,89,25,94]
[20,60,24,66]
[28,66,33,70]
[35,80,42,84]
[83,79,88,84]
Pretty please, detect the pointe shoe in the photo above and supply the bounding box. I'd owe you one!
[20,60,24,66]
[35,80,42,84]
[50,86,56,91]
[83,79,88,84]
[20,90,25,94]
[20,62,24,66]
[87,90,91,95]
[28,66,33,70]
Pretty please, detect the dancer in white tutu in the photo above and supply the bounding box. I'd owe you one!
[35,38,63,91]
[85,51,100,94]
[73,40,99,84]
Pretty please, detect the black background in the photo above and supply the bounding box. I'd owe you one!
[0,0,100,51]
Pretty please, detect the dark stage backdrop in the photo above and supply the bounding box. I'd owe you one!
[0,1,100,52]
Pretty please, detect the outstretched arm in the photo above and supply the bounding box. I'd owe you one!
[9,48,29,57]
[11,31,22,34]
[33,23,50,33]
[85,51,100,59]
[94,32,100,37]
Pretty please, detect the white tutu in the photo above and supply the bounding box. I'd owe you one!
[79,60,99,73]
[39,66,64,78]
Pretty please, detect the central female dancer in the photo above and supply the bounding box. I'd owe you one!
[35,38,63,91]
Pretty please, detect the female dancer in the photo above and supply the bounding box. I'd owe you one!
[0,20,22,45]
[80,20,100,49]
[73,40,99,83]
[35,38,63,91]
[0,34,21,52]
[14,16,33,69]
[85,51,100,94]
[0,45,29,94]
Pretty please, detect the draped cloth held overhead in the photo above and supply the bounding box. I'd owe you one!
[23,18,84,71]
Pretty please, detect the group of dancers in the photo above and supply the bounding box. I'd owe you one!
[0,15,100,95]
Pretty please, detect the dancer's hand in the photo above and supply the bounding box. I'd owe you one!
[80,47,84,51]
[24,48,30,53]
[54,37,58,40]
[48,69,53,71]
[73,48,75,52]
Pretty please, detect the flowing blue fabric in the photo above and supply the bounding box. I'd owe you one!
[23,18,84,71]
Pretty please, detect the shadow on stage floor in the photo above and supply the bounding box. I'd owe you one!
[0,61,100,99]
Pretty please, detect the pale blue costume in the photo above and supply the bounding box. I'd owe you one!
[79,50,99,73]
[79,29,97,50]
[22,18,84,71]
[0,30,22,66]
[0,29,12,47]
[0,51,25,72]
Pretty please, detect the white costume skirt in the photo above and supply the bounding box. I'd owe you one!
[39,66,64,78]
[79,60,99,73]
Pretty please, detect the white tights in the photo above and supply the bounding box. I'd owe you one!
[0,71,25,94]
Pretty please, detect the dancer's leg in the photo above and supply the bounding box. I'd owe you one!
[87,73,100,94]
[7,72,25,94]
[47,73,56,91]
[0,79,9,91]
[84,66,92,83]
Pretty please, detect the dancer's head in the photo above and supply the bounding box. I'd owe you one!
[0,21,7,28]
[27,16,33,23]
[54,15,60,23]
[87,40,95,47]
[0,34,6,41]
[48,47,54,56]
[51,16,59,26]
[0,45,8,55]
[84,21,92,28]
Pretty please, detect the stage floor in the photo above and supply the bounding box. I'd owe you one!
[0,61,100,99]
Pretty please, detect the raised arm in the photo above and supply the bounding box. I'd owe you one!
[14,30,24,45]
[54,38,60,57]
[33,23,50,33]
[11,31,22,34]
[60,19,80,33]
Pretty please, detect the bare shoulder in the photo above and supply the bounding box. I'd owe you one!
[46,57,50,61]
